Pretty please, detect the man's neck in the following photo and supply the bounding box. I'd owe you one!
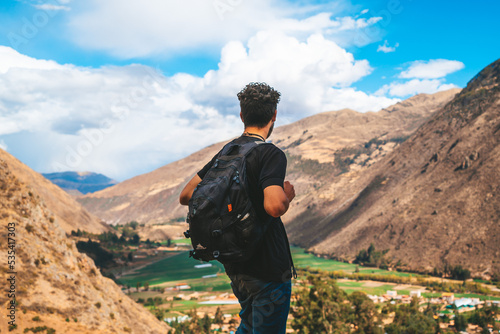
[243,126,268,140]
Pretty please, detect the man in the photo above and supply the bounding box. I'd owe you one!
[179,82,296,333]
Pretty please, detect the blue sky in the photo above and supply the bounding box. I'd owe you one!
[0,0,498,180]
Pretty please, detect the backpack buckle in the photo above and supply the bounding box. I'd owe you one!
[184,230,191,238]
[212,229,222,237]
[189,250,196,258]
[213,250,220,258]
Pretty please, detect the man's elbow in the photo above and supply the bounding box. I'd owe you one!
[179,192,191,206]
[179,195,188,206]
[265,202,289,218]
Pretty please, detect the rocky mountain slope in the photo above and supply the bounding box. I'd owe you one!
[292,59,500,278]
[0,149,109,234]
[78,89,460,243]
[0,150,169,333]
[42,171,118,195]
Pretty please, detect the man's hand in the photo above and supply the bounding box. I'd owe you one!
[284,181,295,202]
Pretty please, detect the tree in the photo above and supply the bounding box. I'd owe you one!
[144,281,149,291]
[136,281,141,292]
[153,308,165,321]
[385,297,437,334]
[214,306,224,325]
[291,274,353,333]
[201,314,211,333]
[454,311,467,331]
[348,291,383,334]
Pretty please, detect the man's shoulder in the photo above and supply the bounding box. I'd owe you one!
[255,141,285,158]
[246,142,286,173]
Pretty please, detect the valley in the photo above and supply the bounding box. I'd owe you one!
[1,59,498,333]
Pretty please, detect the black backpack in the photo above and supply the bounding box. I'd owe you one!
[184,139,269,263]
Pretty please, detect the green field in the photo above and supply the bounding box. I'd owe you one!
[170,238,191,245]
[117,246,420,294]
[335,280,416,296]
[290,247,417,277]
[117,251,227,287]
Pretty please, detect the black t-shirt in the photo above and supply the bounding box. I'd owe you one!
[197,135,293,282]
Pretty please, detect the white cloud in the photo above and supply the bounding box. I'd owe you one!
[0,46,62,74]
[399,59,465,79]
[375,79,459,97]
[377,40,398,53]
[33,4,70,11]
[0,140,7,151]
[375,58,464,97]
[0,30,399,180]
[67,0,383,58]
[322,87,399,112]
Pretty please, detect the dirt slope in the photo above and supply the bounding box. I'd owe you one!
[297,59,500,278]
[0,151,169,333]
[0,149,109,234]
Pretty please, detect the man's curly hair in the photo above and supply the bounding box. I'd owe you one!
[237,82,281,128]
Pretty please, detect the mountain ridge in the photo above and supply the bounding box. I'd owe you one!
[42,171,118,195]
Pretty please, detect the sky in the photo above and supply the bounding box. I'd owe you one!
[0,0,498,181]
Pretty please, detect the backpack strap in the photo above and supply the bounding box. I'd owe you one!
[219,139,266,157]
[281,222,298,279]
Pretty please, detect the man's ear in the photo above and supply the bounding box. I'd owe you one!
[240,112,244,122]
[272,110,277,122]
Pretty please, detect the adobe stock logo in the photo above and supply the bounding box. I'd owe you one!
[7,0,69,49]
[354,0,409,46]
[213,0,243,20]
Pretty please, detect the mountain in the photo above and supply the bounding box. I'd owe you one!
[0,150,109,234]
[0,150,169,333]
[42,171,118,195]
[268,89,461,225]
[291,59,500,278]
[78,88,460,243]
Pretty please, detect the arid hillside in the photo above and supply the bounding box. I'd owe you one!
[291,59,500,278]
[269,88,461,225]
[0,149,109,234]
[0,151,169,333]
[78,89,460,243]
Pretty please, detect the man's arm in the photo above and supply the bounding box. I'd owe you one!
[179,175,202,205]
[263,181,295,218]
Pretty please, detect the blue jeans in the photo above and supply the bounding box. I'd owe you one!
[229,274,291,334]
